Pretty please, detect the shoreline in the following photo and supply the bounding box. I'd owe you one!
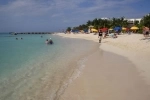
[56,32,150,84]
[56,33,150,100]
[60,49,150,100]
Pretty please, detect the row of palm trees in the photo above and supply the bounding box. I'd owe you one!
[66,13,150,33]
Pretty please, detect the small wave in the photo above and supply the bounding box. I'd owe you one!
[54,57,88,100]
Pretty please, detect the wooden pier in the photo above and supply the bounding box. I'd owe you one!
[9,32,52,35]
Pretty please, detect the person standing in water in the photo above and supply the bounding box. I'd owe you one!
[45,38,53,44]
[98,29,103,43]
[49,38,53,44]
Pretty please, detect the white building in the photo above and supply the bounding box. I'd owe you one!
[101,17,142,24]
[101,17,110,20]
[126,18,142,24]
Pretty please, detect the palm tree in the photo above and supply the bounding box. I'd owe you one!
[66,27,71,32]
[142,13,150,27]
[87,20,92,26]
[92,18,99,29]
[68,14,149,34]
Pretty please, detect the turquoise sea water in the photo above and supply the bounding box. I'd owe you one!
[0,33,98,100]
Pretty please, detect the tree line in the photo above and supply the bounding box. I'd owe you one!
[66,13,150,33]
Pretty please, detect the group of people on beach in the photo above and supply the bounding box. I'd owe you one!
[98,29,117,43]
[98,26,150,43]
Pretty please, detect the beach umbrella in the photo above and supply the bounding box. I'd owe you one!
[109,28,113,30]
[91,28,98,32]
[100,28,108,32]
[114,26,122,31]
[130,26,139,30]
[122,27,127,30]
[80,30,84,33]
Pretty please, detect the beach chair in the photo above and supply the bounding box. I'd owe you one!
[108,33,114,38]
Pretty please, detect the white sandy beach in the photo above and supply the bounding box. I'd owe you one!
[57,32,150,100]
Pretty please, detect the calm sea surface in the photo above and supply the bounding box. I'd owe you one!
[0,33,98,100]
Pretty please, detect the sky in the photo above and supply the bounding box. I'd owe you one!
[0,0,149,32]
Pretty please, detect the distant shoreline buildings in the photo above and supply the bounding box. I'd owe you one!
[101,17,142,24]
[125,18,142,24]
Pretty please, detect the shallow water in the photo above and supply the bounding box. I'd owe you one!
[0,33,98,100]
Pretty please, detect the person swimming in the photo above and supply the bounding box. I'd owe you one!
[49,38,53,44]
[45,39,49,44]
[45,38,53,44]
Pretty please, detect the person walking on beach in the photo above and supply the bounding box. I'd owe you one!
[98,29,103,43]
[143,26,149,39]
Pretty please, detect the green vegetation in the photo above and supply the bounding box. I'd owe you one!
[66,13,150,33]
[141,13,150,28]
[66,27,72,32]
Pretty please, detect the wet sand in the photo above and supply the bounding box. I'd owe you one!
[59,49,150,100]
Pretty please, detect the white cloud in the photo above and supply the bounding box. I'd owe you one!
[0,0,52,16]
[0,0,142,17]
[0,0,147,32]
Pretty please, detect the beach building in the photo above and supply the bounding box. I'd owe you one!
[101,17,110,20]
[100,17,142,27]
[100,17,142,23]
[126,18,142,24]
[125,18,142,27]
